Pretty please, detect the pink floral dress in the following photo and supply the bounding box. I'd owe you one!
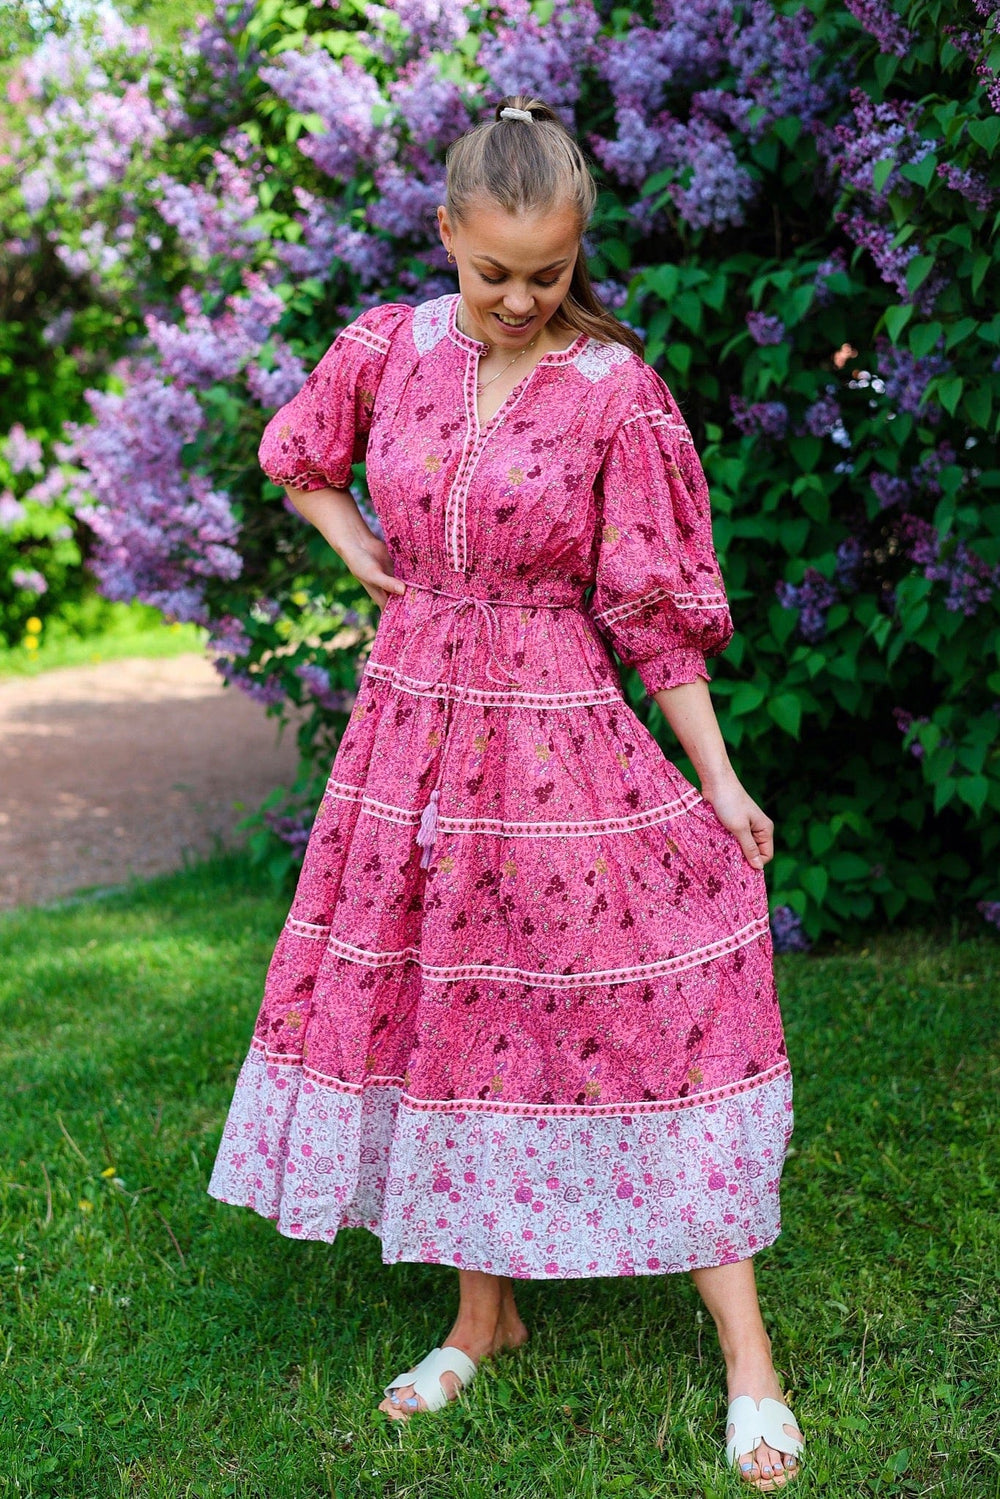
[207,291,794,1279]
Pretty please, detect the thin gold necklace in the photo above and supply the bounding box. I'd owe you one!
[458,300,542,392]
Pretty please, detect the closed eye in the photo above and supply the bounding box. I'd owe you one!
[479,274,561,288]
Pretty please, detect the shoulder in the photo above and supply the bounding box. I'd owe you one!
[607,354,695,447]
[335,300,414,355]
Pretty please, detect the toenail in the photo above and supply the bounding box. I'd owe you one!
[762,1466,772,1475]
[404,1397,418,1409]
[741,1462,752,1472]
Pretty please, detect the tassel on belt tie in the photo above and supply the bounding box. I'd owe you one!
[390,580,580,869]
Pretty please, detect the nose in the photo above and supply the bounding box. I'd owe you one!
[502,292,535,316]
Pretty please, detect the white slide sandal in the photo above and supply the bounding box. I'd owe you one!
[726,1395,805,1478]
[383,1345,478,1414]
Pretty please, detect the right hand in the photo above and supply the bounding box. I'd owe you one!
[339,533,407,609]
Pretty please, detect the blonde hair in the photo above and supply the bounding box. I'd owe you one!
[444,94,644,357]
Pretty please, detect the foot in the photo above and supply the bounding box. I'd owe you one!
[377,1299,528,1422]
[725,1354,803,1491]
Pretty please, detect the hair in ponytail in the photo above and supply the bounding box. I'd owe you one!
[443,94,644,358]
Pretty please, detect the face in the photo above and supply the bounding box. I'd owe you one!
[437,198,580,348]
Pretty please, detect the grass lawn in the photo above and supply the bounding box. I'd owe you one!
[0,598,205,678]
[1,855,997,1498]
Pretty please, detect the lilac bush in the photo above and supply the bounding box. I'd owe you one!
[2,0,999,935]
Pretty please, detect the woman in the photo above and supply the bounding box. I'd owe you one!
[208,94,804,1491]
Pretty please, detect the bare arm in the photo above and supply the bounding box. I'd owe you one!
[652,677,773,872]
[284,483,406,608]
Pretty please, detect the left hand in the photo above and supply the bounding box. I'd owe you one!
[701,774,774,871]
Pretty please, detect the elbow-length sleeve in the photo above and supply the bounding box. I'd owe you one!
[257,302,410,492]
[589,363,734,694]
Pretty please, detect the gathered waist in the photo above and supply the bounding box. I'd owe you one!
[396,576,587,612]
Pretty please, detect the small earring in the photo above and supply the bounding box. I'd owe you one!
[447,251,456,263]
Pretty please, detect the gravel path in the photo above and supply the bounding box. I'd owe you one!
[0,654,303,911]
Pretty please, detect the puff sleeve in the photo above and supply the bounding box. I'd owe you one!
[589,363,734,694]
[257,302,409,492]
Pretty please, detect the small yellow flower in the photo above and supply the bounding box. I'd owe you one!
[78,1199,93,1213]
[291,590,309,606]
[424,453,443,473]
[584,1079,601,1100]
[25,617,42,634]
[100,1166,116,1179]
[489,1074,504,1094]
[594,856,608,875]
[507,466,525,486]
[24,636,38,652]
[284,1010,302,1031]
[687,1066,704,1086]
[472,732,488,753]
[437,855,455,873]
[602,524,620,543]
[501,858,517,878]
[616,751,629,769]
[534,743,550,762]
[427,728,442,747]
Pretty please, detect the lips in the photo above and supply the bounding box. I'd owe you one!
[493,311,534,330]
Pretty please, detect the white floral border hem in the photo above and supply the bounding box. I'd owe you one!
[208,1042,793,1279]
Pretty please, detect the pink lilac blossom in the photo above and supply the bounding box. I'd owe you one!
[775,568,839,642]
[259,50,392,180]
[976,900,1000,930]
[746,312,785,346]
[844,0,917,58]
[730,397,788,440]
[936,162,997,211]
[4,424,44,475]
[11,567,47,594]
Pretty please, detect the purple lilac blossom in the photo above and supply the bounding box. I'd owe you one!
[844,0,917,57]
[478,0,602,125]
[389,57,473,151]
[813,249,847,305]
[366,0,471,53]
[11,567,47,594]
[294,662,357,713]
[259,50,393,180]
[875,336,949,423]
[247,338,309,409]
[280,188,395,284]
[208,614,253,658]
[775,568,840,642]
[589,107,674,190]
[216,665,287,707]
[746,311,786,346]
[834,536,864,591]
[936,162,997,210]
[892,707,929,758]
[731,397,789,440]
[4,424,44,475]
[830,91,935,206]
[65,361,242,625]
[667,112,757,230]
[367,156,447,239]
[770,905,811,953]
[803,393,842,438]
[0,492,27,529]
[910,442,958,496]
[976,901,1000,931]
[926,541,1000,615]
[870,472,911,509]
[154,154,266,265]
[598,9,728,113]
[720,2,829,136]
[262,805,314,853]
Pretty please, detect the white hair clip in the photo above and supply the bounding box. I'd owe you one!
[499,107,534,122]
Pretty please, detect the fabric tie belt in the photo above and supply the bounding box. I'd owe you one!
[392,580,582,868]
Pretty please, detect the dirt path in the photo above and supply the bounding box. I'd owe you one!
[0,654,305,911]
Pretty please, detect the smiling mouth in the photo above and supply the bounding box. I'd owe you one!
[493,311,534,329]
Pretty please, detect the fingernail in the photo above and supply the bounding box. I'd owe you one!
[741,1461,752,1472]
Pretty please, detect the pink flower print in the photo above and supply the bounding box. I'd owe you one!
[436,1216,448,1228]
[707,1170,726,1190]
[523,1229,535,1240]
[432,1174,452,1193]
[563,1185,582,1203]
[680,1203,696,1224]
[464,1170,477,1184]
[545,1261,560,1274]
[546,1177,561,1191]
[482,1211,498,1229]
[531,1201,544,1213]
[514,1186,533,1204]
[616,1180,634,1199]
[647,1257,661,1270]
[585,1208,602,1227]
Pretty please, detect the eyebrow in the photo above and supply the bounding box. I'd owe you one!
[472,255,572,273]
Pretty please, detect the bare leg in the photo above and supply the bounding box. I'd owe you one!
[378,1269,529,1420]
[690,1259,803,1491]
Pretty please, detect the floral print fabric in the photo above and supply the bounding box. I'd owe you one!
[207,292,794,1277]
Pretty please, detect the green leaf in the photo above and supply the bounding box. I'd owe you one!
[899,154,937,189]
[828,851,870,882]
[767,693,802,738]
[908,322,942,358]
[872,156,896,194]
[800,865,829,904]
[937,375,963,416]
[905,255,936,295]
[788,436,822,473]
[957,775,990,817]
[963,384,992,428]
[971,252,991,296]
[968,117,1000,153]
[883,304,913,342]
[673,292,703,333]
[945,317,978,350]
[666,342,692,376]
[730,682,766,716]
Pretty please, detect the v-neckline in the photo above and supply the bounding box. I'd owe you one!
[447,293,589,438]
